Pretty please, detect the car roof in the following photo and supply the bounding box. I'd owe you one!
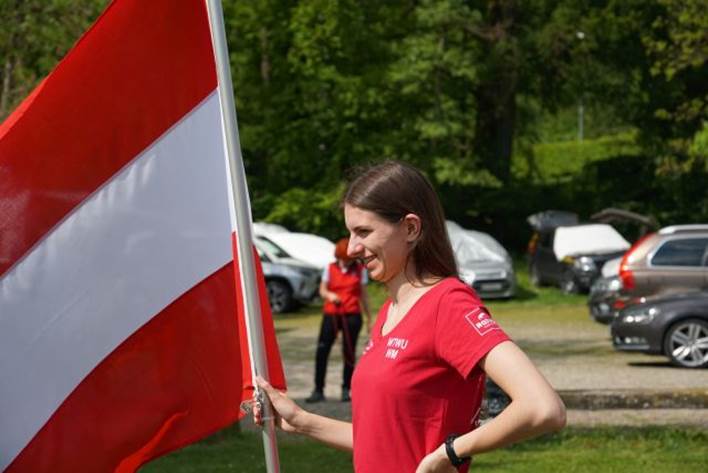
[659,224,708,235]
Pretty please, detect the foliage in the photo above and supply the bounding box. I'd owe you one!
[0,0,108,119]
[512,131,641,182]
[2,0,707,246]
[259,184,346,241]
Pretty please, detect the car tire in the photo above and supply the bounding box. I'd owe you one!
[560,270,579,294]
[266,279,294,314]
[663,318,708,368]
[529,263,543,287]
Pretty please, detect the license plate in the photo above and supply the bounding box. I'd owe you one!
[480,282,504,291]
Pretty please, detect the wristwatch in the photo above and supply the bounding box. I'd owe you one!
[444,434,471,467]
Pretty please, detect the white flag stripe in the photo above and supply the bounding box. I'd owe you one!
[0,91,232,470]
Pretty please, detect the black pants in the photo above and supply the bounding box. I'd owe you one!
[314,313,362,391]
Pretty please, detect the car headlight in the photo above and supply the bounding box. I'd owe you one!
[572,256,597,272]
[459,269,476,285]
[608,278,623,291]
[620,306,660,324]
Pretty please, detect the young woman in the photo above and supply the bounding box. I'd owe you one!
[306,237,371,403]
[255,161,566,472]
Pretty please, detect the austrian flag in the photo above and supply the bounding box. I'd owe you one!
[0,1,285,472]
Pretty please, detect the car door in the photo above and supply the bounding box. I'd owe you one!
[703,242,708,290]
[537,229,562,282]
[649,236,708,294]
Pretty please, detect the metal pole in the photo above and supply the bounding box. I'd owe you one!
[204,1,280,472]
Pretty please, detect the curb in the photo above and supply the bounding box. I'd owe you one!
[558,389,708,410]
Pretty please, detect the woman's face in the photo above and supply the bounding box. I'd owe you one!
[344,204,416,283]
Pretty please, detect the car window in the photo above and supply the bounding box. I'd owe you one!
[651,237,708,267]
[256,247,270,262]
[540,231,553,249]
[256,236,290,258]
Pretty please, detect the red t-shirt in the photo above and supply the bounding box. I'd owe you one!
[351,278,510,473]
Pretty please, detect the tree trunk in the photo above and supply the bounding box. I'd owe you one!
[473,0,519,184]
[0,55,14,119]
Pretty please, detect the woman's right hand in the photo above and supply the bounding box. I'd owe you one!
[253,376,305,433]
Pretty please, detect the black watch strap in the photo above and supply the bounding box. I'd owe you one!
[445,434,471,467]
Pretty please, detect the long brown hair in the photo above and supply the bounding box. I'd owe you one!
[343,161,458,281]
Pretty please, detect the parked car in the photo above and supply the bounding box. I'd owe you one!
[611,292,708,368]
[255,236,320,313]
[447,221,516,299]
[588,275,624,324]
[617,225,708,300]
[527,211,630,293]
[255,226,335,270]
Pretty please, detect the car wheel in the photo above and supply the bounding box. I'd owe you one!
[560,270,579,294]
[529,263,543,287]
[266,280,293,314]
[663,319,708,368]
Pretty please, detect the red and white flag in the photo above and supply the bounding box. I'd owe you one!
[0,0,286,471]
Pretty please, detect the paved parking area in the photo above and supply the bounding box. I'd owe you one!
[271,302,708,428]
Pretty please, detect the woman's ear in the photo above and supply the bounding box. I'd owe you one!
[402,214,422,243]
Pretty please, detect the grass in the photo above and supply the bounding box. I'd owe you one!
[141,426,708,472]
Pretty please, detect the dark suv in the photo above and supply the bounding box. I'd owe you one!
[527,211,630,293]
[618,225,708,299]
[612,291,708,368]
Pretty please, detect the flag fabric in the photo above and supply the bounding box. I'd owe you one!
[0,0,286,471]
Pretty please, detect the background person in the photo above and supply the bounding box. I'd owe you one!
[256,161,566,472]
[306,237,371,403]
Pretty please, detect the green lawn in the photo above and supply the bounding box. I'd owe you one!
[141,426,708,472]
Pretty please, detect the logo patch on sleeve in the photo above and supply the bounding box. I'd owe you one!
[464,307,500,336]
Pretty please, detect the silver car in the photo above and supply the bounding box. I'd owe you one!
[446,221,516,299]
[255,237,320,313]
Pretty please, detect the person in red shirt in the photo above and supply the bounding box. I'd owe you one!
[306,237,371,403]
[255,161,566,472]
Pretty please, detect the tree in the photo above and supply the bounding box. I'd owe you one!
[0,0,108,119]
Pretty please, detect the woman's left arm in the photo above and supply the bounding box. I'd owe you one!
[416,341,566,472]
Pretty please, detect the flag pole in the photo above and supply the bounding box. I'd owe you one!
[204,1,281,472]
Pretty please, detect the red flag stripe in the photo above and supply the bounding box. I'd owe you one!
[0,0,217,278]
[6,266,244,473]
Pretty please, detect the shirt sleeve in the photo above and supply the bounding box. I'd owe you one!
[434,286,510,379]
[321,265,329,283]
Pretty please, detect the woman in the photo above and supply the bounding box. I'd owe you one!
[256,161,566,472]
[306,237,371,403]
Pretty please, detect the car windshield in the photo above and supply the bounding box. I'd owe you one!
[256,237,290,258]
[553,224,630,260]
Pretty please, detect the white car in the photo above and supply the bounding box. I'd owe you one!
[254,237,320,313]
[253,222,335,270]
